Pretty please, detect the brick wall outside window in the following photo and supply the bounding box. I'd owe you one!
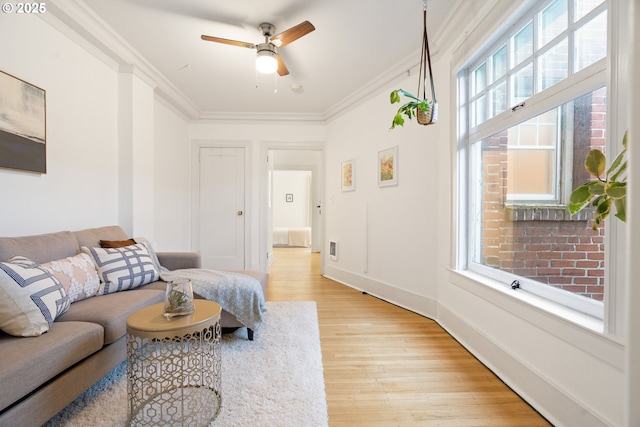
[479,88,606,301]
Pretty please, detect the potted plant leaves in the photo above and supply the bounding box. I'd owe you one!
[163,279,195,318]
[389,89,437,129]
[569,131,627,229]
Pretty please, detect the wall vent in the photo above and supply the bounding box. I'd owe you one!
[329,241,338,261]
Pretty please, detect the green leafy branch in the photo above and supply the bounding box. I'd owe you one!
[389,89,433,130]
[569,131,628,229]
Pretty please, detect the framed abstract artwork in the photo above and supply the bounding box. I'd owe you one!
[378,146,398,187]
[0,70,46,173]
[341,159,355,192]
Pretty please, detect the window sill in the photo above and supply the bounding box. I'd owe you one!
[505,204,591,222]
[448,269,624,369]
[450,269,603,331]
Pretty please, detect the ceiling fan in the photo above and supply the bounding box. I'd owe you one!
[201,21,315,76]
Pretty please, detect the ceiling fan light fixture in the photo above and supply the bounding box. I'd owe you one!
[256,46,278,74]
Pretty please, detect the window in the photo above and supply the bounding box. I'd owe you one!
[506,108,560,201]
[459,0,608,317]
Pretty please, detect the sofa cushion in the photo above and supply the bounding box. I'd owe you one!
[0,321,103,412]
[0,231,78,265]
[73,226,129,250]
[82,244,160,295]
[0,257,71,336]
[40,253,100,303]
[56,288,165,344]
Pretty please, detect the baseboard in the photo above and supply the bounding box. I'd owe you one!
[323,265,437,320]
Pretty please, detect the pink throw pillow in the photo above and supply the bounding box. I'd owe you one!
[40,253,100,303]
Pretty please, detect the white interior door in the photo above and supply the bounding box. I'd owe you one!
[198,147,245,270]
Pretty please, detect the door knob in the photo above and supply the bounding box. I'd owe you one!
[237,210,243,216]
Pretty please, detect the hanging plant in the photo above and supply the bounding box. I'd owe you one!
[389,89,435,129]
[568,131,628,229]
[389,2,438,130]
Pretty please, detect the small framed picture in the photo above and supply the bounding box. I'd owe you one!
[378,146,398,187]
[341,159,355,192]
[286,194,293,202]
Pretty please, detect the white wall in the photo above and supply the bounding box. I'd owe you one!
[272,170,311,228]
[0,14,119,236]
[153,99,191,251]
[119,71,156,241]
[324,73,441,316]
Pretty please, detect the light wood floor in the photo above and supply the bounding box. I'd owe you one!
[266,247,552,427]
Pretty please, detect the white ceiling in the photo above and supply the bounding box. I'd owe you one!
[75,0,456,119]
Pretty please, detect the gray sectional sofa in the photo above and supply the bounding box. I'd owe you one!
[0,226,266,427]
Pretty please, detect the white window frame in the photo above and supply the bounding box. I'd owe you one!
[457,0,610,321]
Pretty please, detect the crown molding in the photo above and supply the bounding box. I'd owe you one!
[195,111,326,125]
[45,0,200,119]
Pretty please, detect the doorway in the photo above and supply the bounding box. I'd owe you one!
[264,147,324,274]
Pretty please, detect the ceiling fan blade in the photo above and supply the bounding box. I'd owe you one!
[276,54,289,76]
[201,35,255,49]
[270,21,315,48]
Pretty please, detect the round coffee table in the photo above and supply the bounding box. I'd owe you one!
[126,300,222,426]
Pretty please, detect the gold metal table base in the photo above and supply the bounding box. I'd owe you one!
[126,301,222,426]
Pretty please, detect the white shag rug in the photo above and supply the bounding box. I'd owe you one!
[44,301,328,427]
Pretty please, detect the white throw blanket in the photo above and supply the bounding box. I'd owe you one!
[160,269,267,330]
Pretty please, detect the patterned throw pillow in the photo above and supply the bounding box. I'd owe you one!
[134,237,168,273]
[40,253,100,303]
[0,256,71,336]
[82,243,160,295]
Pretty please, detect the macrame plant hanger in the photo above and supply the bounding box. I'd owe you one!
[417,0,438,125]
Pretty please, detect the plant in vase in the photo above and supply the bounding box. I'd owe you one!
[163,279,195,318]
[569,131,628,229]
[389,89,437,130]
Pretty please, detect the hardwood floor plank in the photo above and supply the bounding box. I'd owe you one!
[266,248,552,426]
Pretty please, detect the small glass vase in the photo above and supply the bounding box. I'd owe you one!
[163,279,195,318]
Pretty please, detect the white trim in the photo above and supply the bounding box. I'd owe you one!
[197,111,326,124]
[469,60,606,142]
[323,265,438,320]
[449,269,623,366]
[604,0,629,338]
